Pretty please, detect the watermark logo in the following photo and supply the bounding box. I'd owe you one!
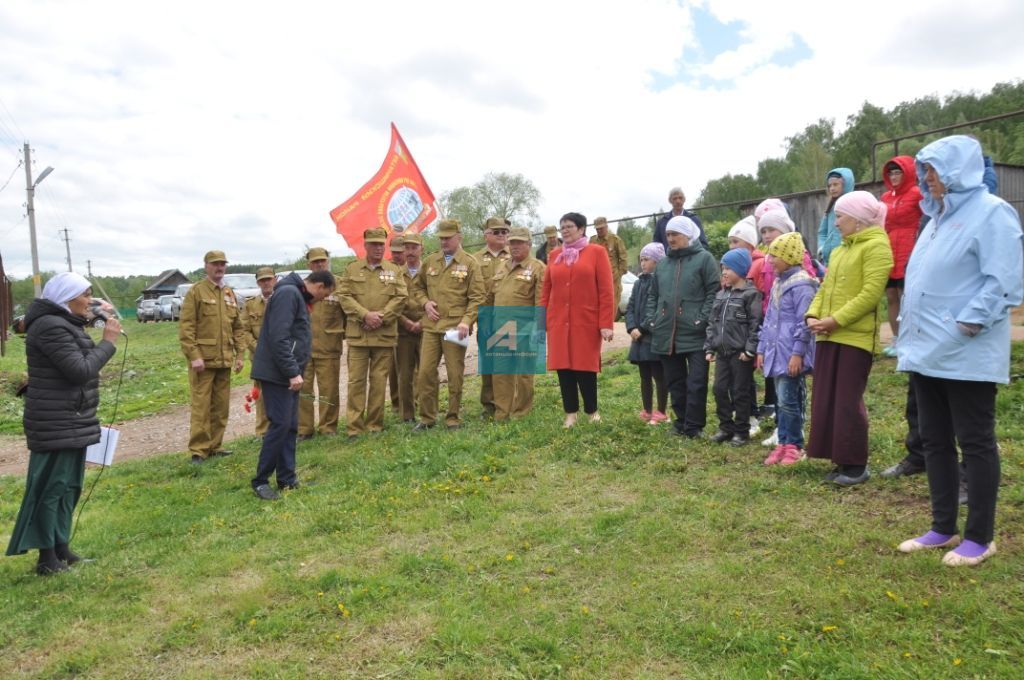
[478,306,546,375]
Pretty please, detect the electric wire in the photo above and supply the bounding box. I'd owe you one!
[0,159,21,194]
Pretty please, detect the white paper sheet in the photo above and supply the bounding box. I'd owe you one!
[85,427,119,466]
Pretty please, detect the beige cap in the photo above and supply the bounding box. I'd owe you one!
[306,246,329,262]
[402,233,424,245]
[594,216,608,226]
[508,227,532,242]
[204,250,227,264]
[543,225,557,237]
[484,216,505,230]
[389,236,405,252]
[437,219,461,237]
[255,266,275,281]
[363,227,388,244]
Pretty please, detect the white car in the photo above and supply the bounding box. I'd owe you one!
[618,271,638,319]
[222,273,260,303]
[170,283,192,319]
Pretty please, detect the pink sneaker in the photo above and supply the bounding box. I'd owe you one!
[779,445,806,466]
[763,444,787,465]
[638,409,651,422]
[648,410,668,425]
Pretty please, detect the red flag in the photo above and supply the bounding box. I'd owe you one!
[329,123,437,257]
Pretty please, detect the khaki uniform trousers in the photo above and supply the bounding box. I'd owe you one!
[346,346,394,435]
[492,373,535,421]
[395,333,421,421]
[299,356,341,435]
[480,374,495,417]
[188,367,231,458]
[613,276,623,316]
[388,358,400,411]
[417,330,467,427]
[253,381,269,436]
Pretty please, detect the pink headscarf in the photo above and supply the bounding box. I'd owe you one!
[835,190,887,228]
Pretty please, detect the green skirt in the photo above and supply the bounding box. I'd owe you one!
[5,448,86,556]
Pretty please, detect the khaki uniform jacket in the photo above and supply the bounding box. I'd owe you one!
[591,233,629,278]
[473,247,511,295]
[338,259,409,347]
[243,295,269,358]
[179,278,248,368]
[398,266,424,336]
[309,274,346,358]
[489,257,546,307]
[410,248,486,332]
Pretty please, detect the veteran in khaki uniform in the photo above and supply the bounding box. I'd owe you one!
[298,247,345,440]
[590,216,629,312]
[473,217,511,418]
[179,250,249,463]
[395,233,425,422]
[488,227,546,421]
[387,236,406,412]
[338,228,408,438]
[242,267,276,435]
[410,219,486,430]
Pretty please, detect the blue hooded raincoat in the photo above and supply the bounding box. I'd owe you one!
[817,167,855,266]
[896,135,1024,384]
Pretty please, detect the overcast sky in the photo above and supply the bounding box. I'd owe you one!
[2,0,1023,277]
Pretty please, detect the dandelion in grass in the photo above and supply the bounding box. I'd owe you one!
[248,618,257,626]
[953,658,962,666]
[822,625,837,633]
[903,652,912,658]
[581,606,590,615]
[835,558,845,566]
[506,553,515,561]
[886,591,898,601]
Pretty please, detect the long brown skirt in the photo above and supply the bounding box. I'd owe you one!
[807,342,873,466]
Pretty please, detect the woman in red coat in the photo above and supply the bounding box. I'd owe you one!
[541,212,615,428]
[880,155,923,355]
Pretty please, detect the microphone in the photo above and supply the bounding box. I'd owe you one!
[95,311,128,336]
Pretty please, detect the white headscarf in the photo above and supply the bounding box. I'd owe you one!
[666,215,701,242]
[42,272,91,312]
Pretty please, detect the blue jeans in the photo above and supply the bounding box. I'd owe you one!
[774,374,806,448]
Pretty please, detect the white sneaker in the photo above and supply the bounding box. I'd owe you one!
[761,428,778,447]
[749,416,760,431]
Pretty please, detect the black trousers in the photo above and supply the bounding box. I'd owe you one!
[660,351,708,436]
[638,360,667,413]
[911,373,1000,544]
[253,381,300,489]
[556,370,598,414]
[712,352,754,435]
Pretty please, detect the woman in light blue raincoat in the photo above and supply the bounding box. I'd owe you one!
[816,167,855,266]
[896,135,1024,567]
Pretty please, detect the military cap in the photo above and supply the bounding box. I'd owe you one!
[402,233,424,245]
[363,227,388,244]
[306,246,330,262]
[508,227,532,242]
[484,216,505,230]
[543,225,558,237]
[437,219,461,237]
[204,250,227,264]
[594,216,608,226]
[255,266,275,281]
[390,236,405,252]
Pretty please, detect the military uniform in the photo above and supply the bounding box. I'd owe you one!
[299,247,345,437]
[339,228,408,436]
[489,227,546,421]
[535,225,560,264]
[410,220,486,428]
[590,217,629,312]
[473,233,511,418]
[395,234,425,422]
[243,267,275,435]
[179,251,249,460]
[387,236,406,412]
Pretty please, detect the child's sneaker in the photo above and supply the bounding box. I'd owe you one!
[779,445,806,466]
[761,428,779,447]
[763,445,787,466]
[638,409,651,422]
[648,410,668,425]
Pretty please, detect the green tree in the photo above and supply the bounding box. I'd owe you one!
[438,172,542,241]
[695,173,762,222]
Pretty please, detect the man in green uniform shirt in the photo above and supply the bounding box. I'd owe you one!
[473,217,511,418]
[243,266,275,435]
[395,233,425,422]
[590,216,629,313]
[298,247,345,440]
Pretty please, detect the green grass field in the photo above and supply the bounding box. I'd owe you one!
[0,329,1022,678]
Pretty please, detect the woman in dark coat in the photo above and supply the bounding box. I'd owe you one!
[6,272,121,575]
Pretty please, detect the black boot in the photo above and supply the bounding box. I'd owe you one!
[36,548,69,576]
[55,543,83,566]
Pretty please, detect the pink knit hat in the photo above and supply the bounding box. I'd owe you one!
[835,190,887,228]
[754,198,786,221]
[757,209,794,234]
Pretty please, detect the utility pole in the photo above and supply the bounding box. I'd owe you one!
[87,259,93,278]
[59,227,73,272]
[23,142,54,298]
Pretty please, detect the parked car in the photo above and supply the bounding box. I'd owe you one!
[170,283,193,319]
[618,270,638,319]
[222,273,260,303]
[156,295,175,321]
[136,297,159,323]
[274,269,312,283]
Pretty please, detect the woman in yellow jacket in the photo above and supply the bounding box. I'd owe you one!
[805,191,894,486]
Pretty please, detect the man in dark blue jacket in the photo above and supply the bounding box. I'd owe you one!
[250,270,336,500]
[652,187,708,251]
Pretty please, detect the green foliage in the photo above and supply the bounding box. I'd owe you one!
[703,220,733,261]
[438,172,543,241]
[1,344,1022,677]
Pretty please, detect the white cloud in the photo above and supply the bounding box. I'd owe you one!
[1,0,1023,277]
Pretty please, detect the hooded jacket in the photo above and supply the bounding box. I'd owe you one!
[643,242,720,355]
[22,298,117,452]
[817,167,855,266]
[250,273,313,386]
[897,135,1024,384]
[806,225,893,354]
[757,267,818,377]
[880,155,923,279]
[625,270,659,363]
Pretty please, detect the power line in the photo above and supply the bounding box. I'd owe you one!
[0,159,23,194]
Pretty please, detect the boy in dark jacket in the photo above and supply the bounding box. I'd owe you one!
[705,248,762,445]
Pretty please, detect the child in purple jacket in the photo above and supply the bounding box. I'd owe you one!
[757,232,818,465]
